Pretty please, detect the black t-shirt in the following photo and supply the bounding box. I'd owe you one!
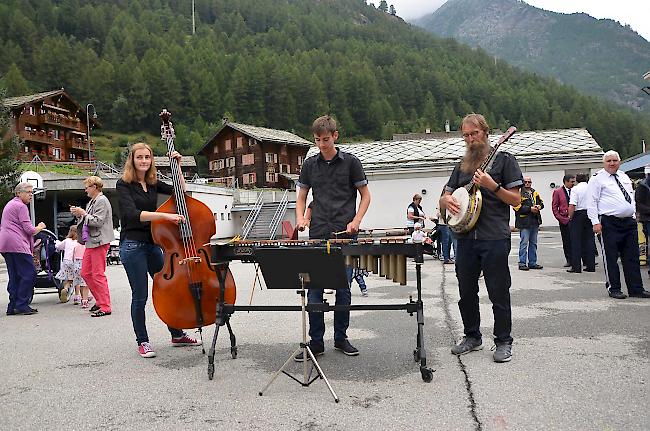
[444,151,523,240]
[297,148,368,239]
[117,178,175,244]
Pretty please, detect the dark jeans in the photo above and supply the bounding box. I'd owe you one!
[439,224,457,261]
[600,216,644,294]
[455,238,513,345]
[2,252,36,313]
[570,210,596,272]
[307,266,353,345]
[120,240,184,345]
[559,222,572,263]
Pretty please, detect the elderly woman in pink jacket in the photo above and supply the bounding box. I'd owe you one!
[0,182,46,315]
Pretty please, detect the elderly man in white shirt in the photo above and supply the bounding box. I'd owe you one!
[567,173,596,273]
[586,150,650,299]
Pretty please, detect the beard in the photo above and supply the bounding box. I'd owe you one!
[460,140,490,174]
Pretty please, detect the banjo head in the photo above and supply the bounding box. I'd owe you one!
[447,188,470,226]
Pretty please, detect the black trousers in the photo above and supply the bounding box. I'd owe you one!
[570,210,596,272]
[600,215,644,294]
[455,238,512,344]
[559,222,571,263]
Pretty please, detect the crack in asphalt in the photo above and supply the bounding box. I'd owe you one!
[439,265,482,431]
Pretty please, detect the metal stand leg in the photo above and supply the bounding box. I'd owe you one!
[259,277,339,402]
[413,262,434,382]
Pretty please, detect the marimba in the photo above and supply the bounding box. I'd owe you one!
[207,236,434,383]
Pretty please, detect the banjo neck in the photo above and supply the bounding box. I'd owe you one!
[464,126,517,192]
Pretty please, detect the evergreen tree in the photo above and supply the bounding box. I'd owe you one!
[0,87,21,206]
[1,63,31,97]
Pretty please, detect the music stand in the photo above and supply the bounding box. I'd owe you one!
[254,246,349,402]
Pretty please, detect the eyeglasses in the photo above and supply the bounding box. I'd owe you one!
[524,181,532,184]
[462,130,481,140]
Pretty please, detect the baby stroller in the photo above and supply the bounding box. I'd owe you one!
[32,229,65,303]
[107,229,120,265]
[424,222,441,259]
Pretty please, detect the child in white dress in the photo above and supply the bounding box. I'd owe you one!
[55,226,78,303]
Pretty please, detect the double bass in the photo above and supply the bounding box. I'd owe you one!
[151,109,236,331]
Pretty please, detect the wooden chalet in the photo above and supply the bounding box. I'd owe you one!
[200,119,312,189]
[153,155,198,179]
[2,89,99,162]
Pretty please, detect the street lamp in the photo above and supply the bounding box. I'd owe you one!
[86,104,97,163]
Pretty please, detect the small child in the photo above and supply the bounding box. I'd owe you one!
[55,226,78,303]
[73,241,90,308]
[411,222,425,243]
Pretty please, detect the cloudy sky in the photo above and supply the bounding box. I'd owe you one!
[371,0,649,41]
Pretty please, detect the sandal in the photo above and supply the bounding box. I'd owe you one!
[90,310,111,317]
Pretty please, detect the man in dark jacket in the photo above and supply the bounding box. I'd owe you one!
[514,176,544,270]
[635,165,650,276]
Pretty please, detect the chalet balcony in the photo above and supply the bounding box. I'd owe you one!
[19,130,59,146]
[39,113,83,130]
[69,138,94,151]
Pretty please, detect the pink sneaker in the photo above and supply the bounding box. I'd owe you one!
[81,300,89,309]
[73,295,80,305]
[171,334,202,347]
[138,342,156,358]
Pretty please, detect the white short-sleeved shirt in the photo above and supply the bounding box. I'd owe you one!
[569,182,589,211]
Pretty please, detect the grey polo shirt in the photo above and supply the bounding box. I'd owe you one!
[297,148,368,240]
[445,151,523,240]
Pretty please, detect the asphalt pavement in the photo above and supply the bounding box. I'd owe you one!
[0,230,648,430]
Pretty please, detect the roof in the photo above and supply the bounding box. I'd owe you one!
[2,89,65,108]
[306,128,604,172]
[2,88,100,128]
[620,151,650,174]
[200,121,311,153]
[153,156,197,167]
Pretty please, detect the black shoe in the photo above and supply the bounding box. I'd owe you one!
[451,337,483,355]
[608,291,627,299]
[528,264,543,270]
[28,307,38,313]
[566,268,580,273]
[563,262,571,268]
[6,308,15,316]
[583,268,596,272]
[13,308,35,315]
[89,304,100,312]
[294,342,325,362]
[334,339,359,356]
[629,290,650,298]
[518,264,529,271]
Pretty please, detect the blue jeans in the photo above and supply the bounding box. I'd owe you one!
[2,252,36,313]
[307,266,353,345]
[352,268,366,291]
[518,226,539,266]
[120,240,184,345]
[439,225,457,261]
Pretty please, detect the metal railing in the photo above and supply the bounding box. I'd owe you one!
[267,189,289,239]
[94,160,121,176]
[241,192,265,239]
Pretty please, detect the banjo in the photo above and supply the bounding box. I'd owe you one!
[446,126,517,233]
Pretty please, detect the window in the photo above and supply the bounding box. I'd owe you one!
[213,145,218,154]
[279,164,290,173]
[226,157,236,167]
[242,173,256,185]
[217,159,224,169]
[24,146,29,153]
[53,130,61,140]
[242,153,255,165]
[221,213,225,221]
[28,106,35,116]
[54,148,61,160]
[265,153,278,163]
[225,139,232,150]
[298,155,304,166]
[236,137,244,148]
[228,213,231,220]
[266,172,278,183]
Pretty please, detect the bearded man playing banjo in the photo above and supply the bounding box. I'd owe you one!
[439,113,523,363]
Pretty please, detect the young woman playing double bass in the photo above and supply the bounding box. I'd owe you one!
[117,143,201,358]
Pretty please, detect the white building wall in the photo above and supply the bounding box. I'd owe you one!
[186,185,236,238]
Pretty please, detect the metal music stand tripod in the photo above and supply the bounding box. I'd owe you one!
[254,246,349,402]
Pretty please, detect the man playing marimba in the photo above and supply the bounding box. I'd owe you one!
[294,115,371,360]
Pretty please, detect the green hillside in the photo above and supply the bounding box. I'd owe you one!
[1,0,649,159]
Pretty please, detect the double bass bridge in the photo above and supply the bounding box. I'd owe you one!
[179,256,202,265]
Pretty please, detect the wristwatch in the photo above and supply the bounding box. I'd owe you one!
[493,184,501,193]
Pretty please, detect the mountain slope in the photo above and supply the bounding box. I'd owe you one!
[415,0,650,111]
[0,0,649,159]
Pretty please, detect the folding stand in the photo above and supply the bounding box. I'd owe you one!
[254,246,350,402]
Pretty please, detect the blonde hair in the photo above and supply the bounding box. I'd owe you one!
[461,113,490,135]
[67,225,78,240]
[122,143,158,185]
[83,176,104,191]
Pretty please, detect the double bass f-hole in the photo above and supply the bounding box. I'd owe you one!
[198,248,217,273]
[163,252,180,280]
